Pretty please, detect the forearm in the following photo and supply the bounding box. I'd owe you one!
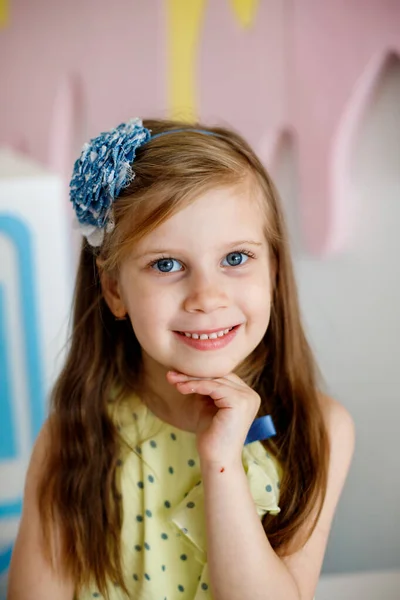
[201,459,300,600]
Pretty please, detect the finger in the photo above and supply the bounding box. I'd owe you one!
[222,372,248,388]
[166,371,207,383]
[175,379,237,407]
[167,371,244,392]
[172,377,241,397]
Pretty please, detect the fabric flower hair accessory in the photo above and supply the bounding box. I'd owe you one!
[69,118,151,247]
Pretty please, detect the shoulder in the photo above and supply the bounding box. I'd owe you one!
[20,418,53,501]
[7,419,74,599]
[31,416,53,459]
[25,417,60,497]
[317,393,355,526]
[15,417,53,535]
[319,393,355,474]
[281,395,355,596]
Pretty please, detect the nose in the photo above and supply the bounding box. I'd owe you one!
[183,272,229,314]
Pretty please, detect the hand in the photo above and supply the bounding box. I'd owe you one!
[166,371,261,467]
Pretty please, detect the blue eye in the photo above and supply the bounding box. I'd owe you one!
[151,258,183,273]
[221,252,250,267]
[149,250,254,272]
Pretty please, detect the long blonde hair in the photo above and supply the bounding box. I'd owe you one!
[38,119,329,597]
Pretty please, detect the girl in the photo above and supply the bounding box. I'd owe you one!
[8,119,354,600]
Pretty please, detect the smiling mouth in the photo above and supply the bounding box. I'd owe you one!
[175,325,238,340]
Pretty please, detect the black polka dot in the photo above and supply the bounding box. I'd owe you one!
[148,474,155,483]
[187,501,195,509]
[161,533,168,539]
[171,433,177,440]
[116,459,123,467]
[92,594,100,598]
[150,440,157,448]
[201,582,209,590]
[162,565,166,571]
[145,509,152,517]
[169,466,174,474]
[178,585,185,592]
[144,542,150,550]
[132,412,138,420]
[181,527,188,534]
[133,574,139,581]
[144,573,150,581]
[277,481,281,489]
[134,545,142,551]
[265,484,272,493]
[137,481,144,489]
[164,500,171,508]
[180,554,187,561]
[136,515,143,522]
[135,445,142,454]
[188,459,195,467]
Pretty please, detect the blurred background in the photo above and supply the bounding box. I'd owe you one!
[0,1,399,598]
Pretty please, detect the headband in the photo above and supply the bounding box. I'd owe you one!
[69,118,218,247]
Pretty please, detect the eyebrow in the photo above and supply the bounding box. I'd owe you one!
[135,240,264,259]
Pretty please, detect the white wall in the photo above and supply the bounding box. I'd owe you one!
[276,57,400,574]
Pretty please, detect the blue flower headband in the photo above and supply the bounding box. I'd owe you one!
[70,118,216,247]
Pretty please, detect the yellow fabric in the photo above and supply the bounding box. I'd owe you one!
[77,394,281,599]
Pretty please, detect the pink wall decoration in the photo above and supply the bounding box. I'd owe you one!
[0,0,399,255]
[198,0,400,253]
[288,1,400,253]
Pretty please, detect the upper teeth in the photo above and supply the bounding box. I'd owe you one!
[183,327,233,340]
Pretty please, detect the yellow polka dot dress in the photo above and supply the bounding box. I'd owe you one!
[77,394,282,600]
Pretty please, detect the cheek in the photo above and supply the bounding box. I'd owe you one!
[124,285,173,337]
[240,273,272,314]
[121,275,159,312]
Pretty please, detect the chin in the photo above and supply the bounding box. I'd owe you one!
[172,356,243,379]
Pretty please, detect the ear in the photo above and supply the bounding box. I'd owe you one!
[96,259,127,319]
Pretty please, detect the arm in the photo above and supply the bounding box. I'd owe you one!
[7,422,75,600]
[201,397,355,600]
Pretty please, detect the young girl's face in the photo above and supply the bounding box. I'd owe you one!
[116,183,273,379]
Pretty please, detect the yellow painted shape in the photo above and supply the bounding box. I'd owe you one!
[229,0,259,28]
[0,0,9,27]
[166,0,206,122]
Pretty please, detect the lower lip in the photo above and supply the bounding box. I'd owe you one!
[173,325,240,351]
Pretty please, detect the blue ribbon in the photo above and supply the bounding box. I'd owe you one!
[244,415,276,445]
